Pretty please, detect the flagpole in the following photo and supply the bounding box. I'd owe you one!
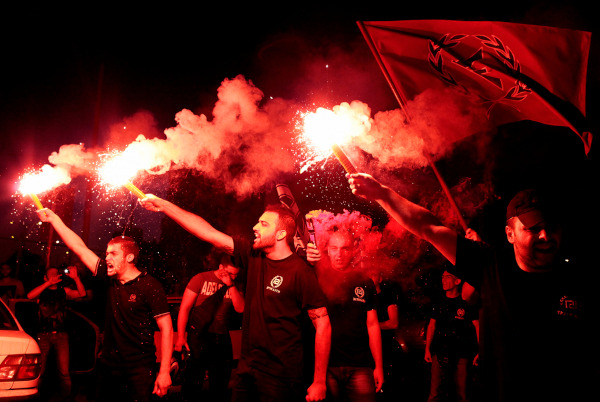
[357,21,412,122]
[357,21,468,232]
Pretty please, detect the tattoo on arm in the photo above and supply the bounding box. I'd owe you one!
[308,307,329,321]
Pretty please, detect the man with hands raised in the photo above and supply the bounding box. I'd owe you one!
[36,208,173,401]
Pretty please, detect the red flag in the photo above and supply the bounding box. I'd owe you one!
[358,20,592,154]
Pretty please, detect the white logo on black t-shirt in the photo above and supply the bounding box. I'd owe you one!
[353,286,366,303]
[267,275,284,293]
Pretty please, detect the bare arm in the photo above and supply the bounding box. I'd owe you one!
[218,271,245,313]
[27,279,56,300]
[472,319,480,365]
[36,209,100,273]
[63,267,86,299]
[306,306,331,401]
[348,173,458,264]
[140,195,234,254]
[175,288,197,352]
[424,318,436,362]
[228,286,245,313]
[378,304,399,330]
[367,309,384,392]
[153,313,173,397]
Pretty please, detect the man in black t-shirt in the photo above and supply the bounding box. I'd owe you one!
[36,209,173,402]
[140,197,331,402]
[347,174,597,401]
[307,229,384,402]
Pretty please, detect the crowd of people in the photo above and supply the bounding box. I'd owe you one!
[1,166,596,402]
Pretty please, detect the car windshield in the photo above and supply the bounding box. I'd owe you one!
[0,300,19,330]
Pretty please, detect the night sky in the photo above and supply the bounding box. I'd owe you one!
[1,2,598,288]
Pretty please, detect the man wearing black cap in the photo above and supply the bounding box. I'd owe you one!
[504,189,562,272]
[346,173,596,402]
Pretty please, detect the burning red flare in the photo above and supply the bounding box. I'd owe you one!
[17,165,71,209]
[97,151,147,199]
[298,102,371,173]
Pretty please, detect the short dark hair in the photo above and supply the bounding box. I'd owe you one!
[108,236,140,264]
[264,204,297,249]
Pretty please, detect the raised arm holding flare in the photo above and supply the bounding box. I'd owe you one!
[140,196,331,402]
[140,195,234,254]
[36,208,173,401]
[36,208,101,273]
[347,173,458,265]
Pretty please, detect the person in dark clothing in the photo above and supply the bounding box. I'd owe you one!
[307,228,384,402]
[347,173,597,401]
[140,196,331,402]
[36,208,173,402]
[27,265,86,401]
[425,270,479,402]
[176,253,244,401]
[369,271,401,401]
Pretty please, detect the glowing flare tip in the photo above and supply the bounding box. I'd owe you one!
[299,104,368,173]
[18,165,70,209]
[98,152,147,198]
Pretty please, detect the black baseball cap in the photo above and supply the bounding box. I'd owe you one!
[506,189,550,229]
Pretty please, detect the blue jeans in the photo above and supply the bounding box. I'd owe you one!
[37,331,71,398]
[427,355,469,402]
[327,366,376,402]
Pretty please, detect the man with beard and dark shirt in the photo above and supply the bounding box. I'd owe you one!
[140,196,331,402]
[347,173,596,402]
[36,208,173,402]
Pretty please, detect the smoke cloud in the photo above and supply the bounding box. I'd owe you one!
[348,87,493,171]
[26,70,497,210]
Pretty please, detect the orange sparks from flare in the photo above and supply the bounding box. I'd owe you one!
[298,103,371,173]
[18,165,71,209]
[98,152,147,199]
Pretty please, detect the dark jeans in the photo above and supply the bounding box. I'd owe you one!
[231,364,305,402]
[427,355,469,402]
[326,366,376,402]
[182,332,233,402]
[96,361,155,402]
[38,331,71,399]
